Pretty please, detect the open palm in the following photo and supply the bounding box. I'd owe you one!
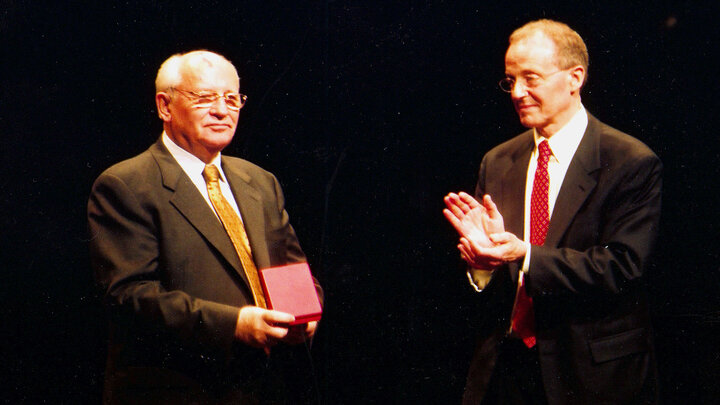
[443,192,504,247]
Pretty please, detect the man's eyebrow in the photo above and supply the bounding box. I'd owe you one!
[520,69,541,75]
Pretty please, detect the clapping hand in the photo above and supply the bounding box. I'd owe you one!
[443,192,508,269]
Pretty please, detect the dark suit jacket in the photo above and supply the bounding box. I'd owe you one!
[88,139,322,404]
[463,114,661,405]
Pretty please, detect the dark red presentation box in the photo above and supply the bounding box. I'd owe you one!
[260,262,322,325]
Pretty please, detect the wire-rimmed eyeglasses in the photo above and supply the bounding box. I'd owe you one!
[172,88,247,111]
[498,70,565,93]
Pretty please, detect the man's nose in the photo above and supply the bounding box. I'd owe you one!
[511,81,528,98]
[209,97,230,115]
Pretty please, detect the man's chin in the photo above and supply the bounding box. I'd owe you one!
[517,116,538,129]
[202,133,235,151]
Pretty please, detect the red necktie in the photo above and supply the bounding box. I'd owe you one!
[512,140,551,348]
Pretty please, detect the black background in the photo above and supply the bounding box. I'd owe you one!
[3,1,719,403]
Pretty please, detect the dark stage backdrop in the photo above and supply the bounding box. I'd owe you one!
[2,1,719,403]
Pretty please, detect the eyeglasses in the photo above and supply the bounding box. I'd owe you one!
[498,70,565,93]
[172,88,247,111]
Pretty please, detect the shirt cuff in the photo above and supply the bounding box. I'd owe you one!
[466,268,494,292]
[521,241,532,274]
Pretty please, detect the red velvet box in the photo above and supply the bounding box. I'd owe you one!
[259,262,322,325]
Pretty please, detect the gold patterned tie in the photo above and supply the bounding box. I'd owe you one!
[202,164,266,308]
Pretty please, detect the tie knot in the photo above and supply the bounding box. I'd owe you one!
[203,164,221,184]
[538,140,552,160]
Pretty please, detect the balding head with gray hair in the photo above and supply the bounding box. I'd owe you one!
[155,50,239,94]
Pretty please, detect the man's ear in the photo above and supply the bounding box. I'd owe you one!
[156,92,172,122]
[569,65,586,93]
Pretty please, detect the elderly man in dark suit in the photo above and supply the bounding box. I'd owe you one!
[89,50,321,404]
[444,20,661,404]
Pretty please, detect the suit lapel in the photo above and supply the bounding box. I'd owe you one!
[149,141,247,282]
[545,116,602,247]
[222,158,271,270]
[502,135,534,238]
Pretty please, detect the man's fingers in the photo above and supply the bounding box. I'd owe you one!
[443,208,466,234]
[263,309,295,325]
[481,214,493,234]
[306,321,318,336]
[483,195,501,218]
[460,241,499,268]
[266,325,291,339]
[462,237,493,260]
[444,197,469,220]
[443,207,461,225]
[458,243,471,259]
[458,192,482,209]
[442,195,456,211]
[488,232,512,244]
[446,193,474,214]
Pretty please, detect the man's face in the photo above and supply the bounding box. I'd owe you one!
[161,61,240,163]
[504,33,578,137]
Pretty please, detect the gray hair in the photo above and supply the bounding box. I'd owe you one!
[155,50,239,93]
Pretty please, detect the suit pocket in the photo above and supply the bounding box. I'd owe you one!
[588,327,650,363]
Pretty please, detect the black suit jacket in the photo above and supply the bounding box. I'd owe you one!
[463,114,661,405]
[88,139,322,404]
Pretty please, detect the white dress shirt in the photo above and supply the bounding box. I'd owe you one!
[520,105,588,272]
[162,132,244,221]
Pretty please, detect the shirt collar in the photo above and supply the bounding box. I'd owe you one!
[162,132,226,182]
[533,105,588,164]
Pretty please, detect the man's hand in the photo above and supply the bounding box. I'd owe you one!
[459,231,527,267]
[234,306,295,350]
[444,192,507,267]
[235,307,318,354]
[444,192,496,247]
